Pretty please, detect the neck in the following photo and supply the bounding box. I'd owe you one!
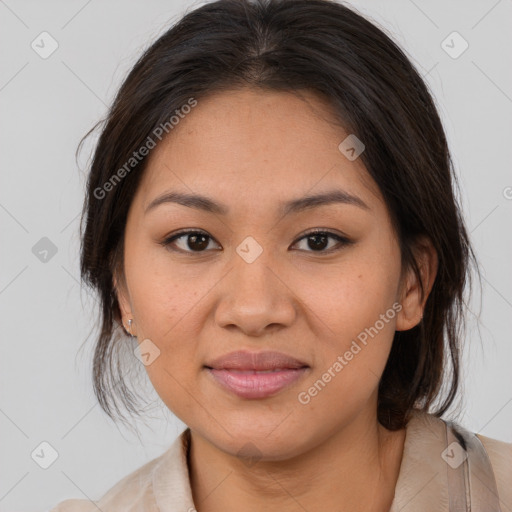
[187,408,406,512]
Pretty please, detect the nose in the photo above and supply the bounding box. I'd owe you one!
[214,248,297,337]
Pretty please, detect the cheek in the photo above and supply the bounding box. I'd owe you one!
[124,239,201,338]
[294,240,401,400]
[123,249,208,413]
[296,244,401,343]
[129,265,203,416]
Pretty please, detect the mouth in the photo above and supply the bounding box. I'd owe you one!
[205,367,309,399]
[203,350,310,399]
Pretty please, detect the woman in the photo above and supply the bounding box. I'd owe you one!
[51,0,511,510]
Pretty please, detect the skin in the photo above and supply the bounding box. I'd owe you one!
[114,87,438,512]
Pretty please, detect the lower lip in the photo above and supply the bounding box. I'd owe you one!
[206,367,309,399]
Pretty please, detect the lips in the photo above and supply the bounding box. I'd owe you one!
[204,350,309,399]
[204,350,309,371]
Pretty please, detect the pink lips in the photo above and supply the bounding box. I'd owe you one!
[204,350,309,399]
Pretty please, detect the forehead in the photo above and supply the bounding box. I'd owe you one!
[136,87,381,213]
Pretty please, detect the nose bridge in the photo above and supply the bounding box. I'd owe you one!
[214,235,296,335]
[232,234,279,302]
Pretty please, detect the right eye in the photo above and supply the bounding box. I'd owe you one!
[160,229,221,253]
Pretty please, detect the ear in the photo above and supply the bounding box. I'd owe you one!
[113,271,132,330]
[395,236,438,331]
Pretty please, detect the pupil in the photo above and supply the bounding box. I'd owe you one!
[189,234,208,251]
[308,234,328,250]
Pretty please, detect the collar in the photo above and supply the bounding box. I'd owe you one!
[151,410,451,511]
[389,409,451,511]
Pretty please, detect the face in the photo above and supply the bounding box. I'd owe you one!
[115,87,433,460]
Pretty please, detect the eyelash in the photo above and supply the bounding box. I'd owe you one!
[160,228,353,255]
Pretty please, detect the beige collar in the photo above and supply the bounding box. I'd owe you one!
[149,410,492,511]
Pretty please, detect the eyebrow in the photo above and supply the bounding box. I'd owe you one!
[144,189,370,216]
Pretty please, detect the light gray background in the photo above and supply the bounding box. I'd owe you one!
[1,0,511,510]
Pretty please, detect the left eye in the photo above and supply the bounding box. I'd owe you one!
[293,230,352,252]
[161,229,352,254]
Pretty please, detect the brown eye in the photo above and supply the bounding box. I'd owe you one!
[161,230,220,253]
[292,230,353,253]
[160,228,352,255]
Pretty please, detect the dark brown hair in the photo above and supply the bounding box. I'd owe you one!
[78,0,478,432]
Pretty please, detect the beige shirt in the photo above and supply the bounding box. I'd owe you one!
[50,410,511,511]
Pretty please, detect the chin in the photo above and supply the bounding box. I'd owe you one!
[203,422,313,463]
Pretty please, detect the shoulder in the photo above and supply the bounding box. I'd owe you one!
[444,413,512,510]
[392,410,511,511]
[49,433,186,512]
[49,499,98,512]
[476,433,512,509]
[49,454,161,512]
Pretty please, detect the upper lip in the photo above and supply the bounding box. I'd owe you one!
[205,350,309,371]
